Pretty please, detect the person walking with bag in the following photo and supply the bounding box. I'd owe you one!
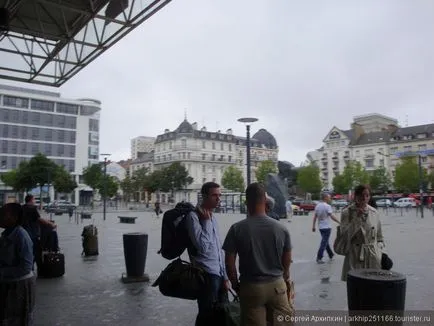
[185,182,230,325]
[334,185,385,281]
[312,193,340,264]
[223,183,294,326]
[0,203,36,325]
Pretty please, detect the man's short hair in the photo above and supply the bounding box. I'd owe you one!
[201,182,220,197]
[246,183,266,208]
[321,192,330,200]
[25,194,34,203]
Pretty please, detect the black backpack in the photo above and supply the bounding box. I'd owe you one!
[158,202,197,260]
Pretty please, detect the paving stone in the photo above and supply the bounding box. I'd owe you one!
[34,208,434,325]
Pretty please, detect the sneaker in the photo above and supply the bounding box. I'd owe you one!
[316,259,325,264]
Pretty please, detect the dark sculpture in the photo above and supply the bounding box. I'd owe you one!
[266,173,289,219]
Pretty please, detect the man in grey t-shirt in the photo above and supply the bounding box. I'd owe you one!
[223,183,293,325]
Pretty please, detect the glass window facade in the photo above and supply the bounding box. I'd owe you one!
[0,108,76,129]
[57,103,79,115]
[31,99,55,112]
[3,96,29,108]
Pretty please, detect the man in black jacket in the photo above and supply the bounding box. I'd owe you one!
[22,195,56,268]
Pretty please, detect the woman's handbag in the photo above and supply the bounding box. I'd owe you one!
[333,225,349,256]
[381,253,393,270]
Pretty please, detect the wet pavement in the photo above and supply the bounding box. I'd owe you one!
[34,207,434,325]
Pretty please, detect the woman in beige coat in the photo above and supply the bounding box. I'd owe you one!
[338,185,384,281]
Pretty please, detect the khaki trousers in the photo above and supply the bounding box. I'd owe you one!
[239,278,294,326]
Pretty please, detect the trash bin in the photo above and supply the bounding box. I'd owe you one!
[122,233,149,283]
[347,269,406,325]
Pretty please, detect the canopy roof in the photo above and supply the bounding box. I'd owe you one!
[0,0,172,87]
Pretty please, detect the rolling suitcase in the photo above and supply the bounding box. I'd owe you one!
[38,251,65,278]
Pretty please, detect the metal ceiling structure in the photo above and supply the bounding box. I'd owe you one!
[0,0,172,87]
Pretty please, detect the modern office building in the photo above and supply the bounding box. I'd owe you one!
[0,84,101,204]
[307,113,434,190]
[130,136,155,160]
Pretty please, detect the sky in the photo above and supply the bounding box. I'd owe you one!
[3,0,434,166]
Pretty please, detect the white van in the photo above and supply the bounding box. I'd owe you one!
[393,198,417,208]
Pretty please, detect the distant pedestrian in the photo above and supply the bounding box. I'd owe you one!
[154,201,162,218]
[223,183,294,326]
[286,199,293,222]
[312,193,340,264]
[21,195,56,269]
[265,194,280,220]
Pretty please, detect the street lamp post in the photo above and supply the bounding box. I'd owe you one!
[418,154,424,218]
[238,117,258,186]
[100,153,111,221]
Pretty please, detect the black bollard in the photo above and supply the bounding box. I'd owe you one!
[347,269,406,325]
[121,232,149,283]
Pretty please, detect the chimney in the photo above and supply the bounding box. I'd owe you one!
[164,129,170,133]
[192,122,198,130]
[226,128,233,135]
[351,122,365,141]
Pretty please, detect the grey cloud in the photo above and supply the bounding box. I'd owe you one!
[4,0,433,164]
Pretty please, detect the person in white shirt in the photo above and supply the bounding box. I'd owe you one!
[286,199,293,221]
[312,193,340,264]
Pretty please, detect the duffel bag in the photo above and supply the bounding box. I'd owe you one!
[152,258,207,300]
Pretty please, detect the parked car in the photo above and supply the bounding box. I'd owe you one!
[393,198,417,208]
[376,199,392,207]
[46,200,75,215]
[297,200,316,211]
[332,199,349,209]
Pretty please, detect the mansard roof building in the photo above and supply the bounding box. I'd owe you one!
[153,119,279,200]
[307,113,434,190]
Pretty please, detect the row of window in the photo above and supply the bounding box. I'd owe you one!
[156,140,234,152]
[0,155,75,172]
[0,108,77,129]
[1,141,75,158]
[1,124,76,143]
[2,95,80,115]
[156,152,233,163]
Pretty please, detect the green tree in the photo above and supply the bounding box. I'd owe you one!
[131,167,149,198]
[120,176,135,201]
[369,167,392,194]
[52,166,77,194]
[332,161,369,194]
[221,166,245,192]
[427,172,434,191]
[394,157,427,192]
[98,175,119,198]
[82,164,103,190]
[160,162,193,192]
[26,153,58,187]
[296,164,322,196]
[256,160,278,184]
[1,169,21,192]
[332,173,347,194]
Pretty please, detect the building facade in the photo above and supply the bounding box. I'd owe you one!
[153,119,279,203]
[307,113,434,190]
[0,84,101,204]
[130,136,155,160]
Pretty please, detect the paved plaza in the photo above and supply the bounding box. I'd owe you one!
[34,207,434,325]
